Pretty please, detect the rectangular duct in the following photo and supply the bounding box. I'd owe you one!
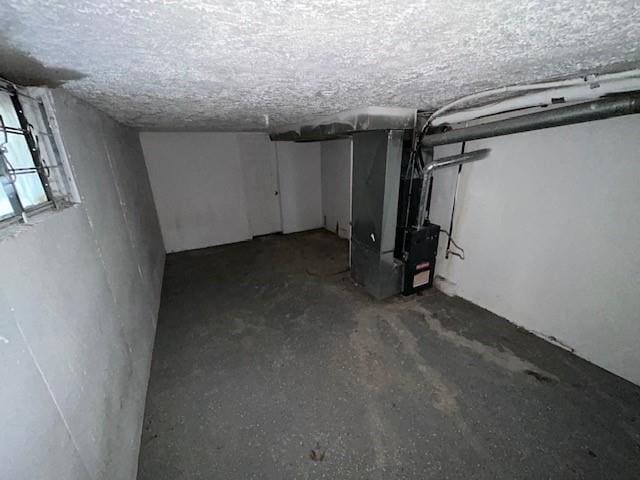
[350,130,404,299]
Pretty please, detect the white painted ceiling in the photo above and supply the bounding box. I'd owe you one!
[2,1,639,130]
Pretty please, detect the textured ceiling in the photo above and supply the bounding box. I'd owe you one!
[2,0,639,130]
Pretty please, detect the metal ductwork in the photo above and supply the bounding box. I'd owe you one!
[351,130,406,299]
[421,94,640,147]
[268,89,640,300]
[423,149,491,173]
[415,149,491,227]
[270,107,416,142]
[349,131,483,298]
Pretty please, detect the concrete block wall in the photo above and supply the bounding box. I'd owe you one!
[0,90,165,479]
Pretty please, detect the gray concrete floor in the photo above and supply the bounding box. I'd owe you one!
[138,230,640,479]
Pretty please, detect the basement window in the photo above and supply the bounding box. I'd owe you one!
[0,81,76,225]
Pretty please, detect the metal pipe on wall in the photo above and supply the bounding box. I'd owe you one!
[415,146,433,228]
[423,148,491,173]
[421,94,640,147]
[415,148,491,227]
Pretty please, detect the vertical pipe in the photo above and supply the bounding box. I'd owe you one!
[445,142,465,258]
[415,146,433,227]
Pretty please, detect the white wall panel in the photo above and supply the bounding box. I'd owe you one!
[0,90,164,480]
[140,132,252,253]
[321,139,352,239]
[275,142,323,234]
[429,114,640,385]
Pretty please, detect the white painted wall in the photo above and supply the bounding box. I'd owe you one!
[275,142,323,234]
[321,138,352,239]
[429,114,640,385]
[140,132,252,253]
[141,133,324,251]
[0,90,164,480]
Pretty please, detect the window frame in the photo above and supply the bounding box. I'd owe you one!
[0,80,78,227]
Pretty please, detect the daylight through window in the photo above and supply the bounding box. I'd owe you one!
[0,82,74,224]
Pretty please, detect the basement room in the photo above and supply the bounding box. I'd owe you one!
[1,1,639,479]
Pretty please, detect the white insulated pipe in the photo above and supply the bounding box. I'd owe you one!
[427,69,640,127]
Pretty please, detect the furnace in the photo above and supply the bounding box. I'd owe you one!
[271,107,487,299]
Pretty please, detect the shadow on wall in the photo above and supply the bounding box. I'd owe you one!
[0,35,85,87]
[325,218,349,239]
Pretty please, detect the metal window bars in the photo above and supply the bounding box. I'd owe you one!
[0,88,62,223]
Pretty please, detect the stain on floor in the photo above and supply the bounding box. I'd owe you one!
[138,230,640,479]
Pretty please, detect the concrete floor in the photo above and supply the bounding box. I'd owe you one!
[138,230,640,479]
